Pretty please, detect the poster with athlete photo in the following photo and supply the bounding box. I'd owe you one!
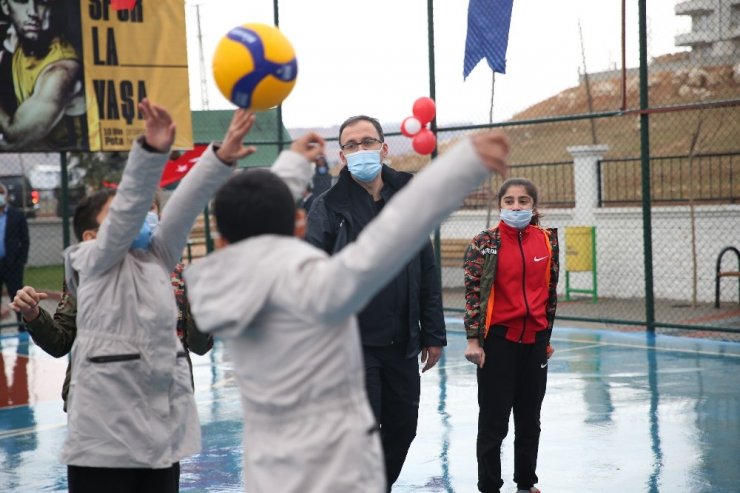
[0,0,87,151]
[0,0,192,152]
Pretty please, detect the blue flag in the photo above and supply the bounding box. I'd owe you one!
[463,0,514,79]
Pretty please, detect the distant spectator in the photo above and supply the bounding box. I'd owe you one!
[0,182,29,331]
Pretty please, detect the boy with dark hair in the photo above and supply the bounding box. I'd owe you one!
[11,190,212,414]
[71,188,115,242]
[184,129,511,493]
[54,100,259,493]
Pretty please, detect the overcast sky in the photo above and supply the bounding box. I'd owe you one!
[183,0,690,129]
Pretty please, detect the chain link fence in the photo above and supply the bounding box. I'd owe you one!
[1,0,737,338]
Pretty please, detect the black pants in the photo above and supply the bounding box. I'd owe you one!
[477,336,548,493]
[67,463,180,493]
[364,343,420,491]
[0,260,23,326]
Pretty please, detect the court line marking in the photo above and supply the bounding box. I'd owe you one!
[552,335,740,358]
[0,422,66,441]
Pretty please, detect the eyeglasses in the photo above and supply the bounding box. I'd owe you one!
[340,137,383,153]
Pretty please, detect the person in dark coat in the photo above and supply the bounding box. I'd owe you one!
[0,182,29,330]
[305,115,446,491]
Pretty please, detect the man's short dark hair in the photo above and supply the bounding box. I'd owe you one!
[338,115,384,145]
[73,188,115,242]
[214,170,295,244]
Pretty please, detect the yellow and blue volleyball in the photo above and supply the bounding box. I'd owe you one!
[212,23,298,110]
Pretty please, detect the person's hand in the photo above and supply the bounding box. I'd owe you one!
[290,132,326,162]
[421,346,443,373]
[10,286,48,322]
[546,343,555,360]
[465,338,486,369]
[471,131,509,177]
[216,109,258,164]
[139,99,176,152]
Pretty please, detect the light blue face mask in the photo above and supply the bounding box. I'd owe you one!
[346,150,382,182]
[131,211,159,250]
[500,209,533,229]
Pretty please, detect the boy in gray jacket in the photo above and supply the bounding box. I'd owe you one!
[56,101,258,493]
[184,130,510,493]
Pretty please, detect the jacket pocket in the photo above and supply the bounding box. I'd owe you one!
[87,353,141,363]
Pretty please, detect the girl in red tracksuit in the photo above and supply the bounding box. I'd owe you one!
[463,178,560,493]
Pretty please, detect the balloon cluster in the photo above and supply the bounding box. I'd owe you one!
[400,97,437,155]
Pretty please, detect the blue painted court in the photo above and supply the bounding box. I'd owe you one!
[2,320,739,492]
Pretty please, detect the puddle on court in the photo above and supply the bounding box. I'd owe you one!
[2,326,739,492]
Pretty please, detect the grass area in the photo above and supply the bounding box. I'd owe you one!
[24,264,64,292]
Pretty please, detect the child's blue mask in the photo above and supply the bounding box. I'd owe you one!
[500,209,533,229]
[131,211,159,250]
[346,150,382,182]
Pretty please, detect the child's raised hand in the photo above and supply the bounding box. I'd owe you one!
[472,131,510,177]
[290,132,326,162]
[138,99,176,152]
[216,109,257,164]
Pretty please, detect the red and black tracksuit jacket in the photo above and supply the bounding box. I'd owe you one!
[463,222,559,345]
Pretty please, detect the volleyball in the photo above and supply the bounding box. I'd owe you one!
[212,23,298,110]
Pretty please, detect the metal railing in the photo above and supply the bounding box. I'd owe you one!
[598,152,740,206]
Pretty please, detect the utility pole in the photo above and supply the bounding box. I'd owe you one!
[578,19,598,145]
[195,4,209,109]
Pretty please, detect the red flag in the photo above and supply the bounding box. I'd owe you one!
[160,145,208,187]
[111,0,138,10]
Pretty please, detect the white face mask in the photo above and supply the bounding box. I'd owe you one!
[0,194,6,207]
[500,209,533,229]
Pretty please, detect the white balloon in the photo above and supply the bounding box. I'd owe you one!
[402,116,422,136]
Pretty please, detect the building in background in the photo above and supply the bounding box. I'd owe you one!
[675,0,740,60]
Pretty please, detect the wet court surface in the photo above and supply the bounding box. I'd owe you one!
[1,320,739,493]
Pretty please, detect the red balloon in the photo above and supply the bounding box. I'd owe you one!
[400,116,422,137]
[412,97,436,125]
[412,128,436,155]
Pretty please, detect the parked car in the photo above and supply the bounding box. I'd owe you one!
[0,175,38,218]
[29,164,86,218]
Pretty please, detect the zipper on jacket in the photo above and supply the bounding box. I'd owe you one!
[88,353,141,363]
[518,230,531,342]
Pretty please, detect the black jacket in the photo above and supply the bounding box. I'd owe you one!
[2,206,29,267]
[305,164,446,358]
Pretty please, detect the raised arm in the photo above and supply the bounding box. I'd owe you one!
[0,60,80,150]
[271,132,325,201]
[153,110,256,270]
[72,100,175,275]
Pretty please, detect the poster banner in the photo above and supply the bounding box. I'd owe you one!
[0,0,192,152]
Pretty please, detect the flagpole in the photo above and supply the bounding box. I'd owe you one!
[485,72,495,229]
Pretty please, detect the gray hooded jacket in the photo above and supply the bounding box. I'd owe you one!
[185,138,489,492]
[60,139,234,468]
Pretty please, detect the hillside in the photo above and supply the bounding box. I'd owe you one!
[391,57,740,172]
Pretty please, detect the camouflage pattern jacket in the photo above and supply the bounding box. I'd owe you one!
[463,224,559,345]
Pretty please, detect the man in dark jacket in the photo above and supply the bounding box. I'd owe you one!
[305,115,446,491]
[0,182,29,330]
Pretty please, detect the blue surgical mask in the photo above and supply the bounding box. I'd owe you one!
[346,150,382,182]
[500,209,533,229]
[131,211,159,250]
